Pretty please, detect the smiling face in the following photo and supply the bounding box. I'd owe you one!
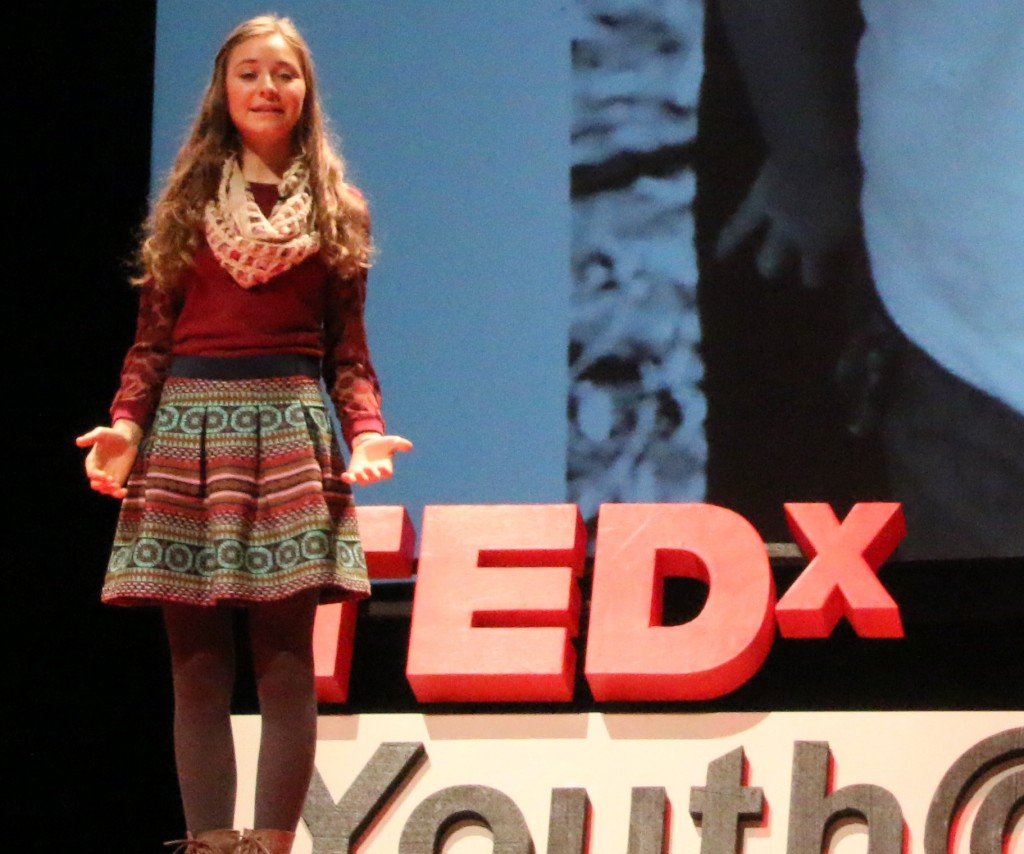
[225,32,307,159]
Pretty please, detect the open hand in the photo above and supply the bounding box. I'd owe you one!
[716,157,860,289]
[342,433,413,485]
[76,421,143,499]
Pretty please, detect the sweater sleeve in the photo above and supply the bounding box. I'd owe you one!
[322,262,386,448]
[109,281,184,431]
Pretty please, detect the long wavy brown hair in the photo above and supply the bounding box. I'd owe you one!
[135,15,371,288]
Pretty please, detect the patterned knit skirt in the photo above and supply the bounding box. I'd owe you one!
[101,370,370,606]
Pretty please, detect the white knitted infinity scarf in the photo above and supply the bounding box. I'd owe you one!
[204,157,320,287]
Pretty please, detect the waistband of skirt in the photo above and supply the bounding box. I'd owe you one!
[168,354,321,380]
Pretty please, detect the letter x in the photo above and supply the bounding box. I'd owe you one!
[776,503,906,638]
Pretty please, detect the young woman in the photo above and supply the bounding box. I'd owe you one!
[76,15,410,854]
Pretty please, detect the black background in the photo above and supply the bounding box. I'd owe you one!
[15,5,1022,852]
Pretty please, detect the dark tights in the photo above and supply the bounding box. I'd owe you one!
[163,591,320,834]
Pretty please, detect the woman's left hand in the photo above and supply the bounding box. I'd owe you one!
[343,433,413,485]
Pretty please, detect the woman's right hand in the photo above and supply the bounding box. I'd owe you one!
[76,420,144,499]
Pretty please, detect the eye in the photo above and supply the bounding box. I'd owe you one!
[239,71,258,81]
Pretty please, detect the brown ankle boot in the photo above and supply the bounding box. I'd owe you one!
[165,829,240,853]
[235,828,296,854]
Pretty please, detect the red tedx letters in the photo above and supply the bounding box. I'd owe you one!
[313,502,905,704]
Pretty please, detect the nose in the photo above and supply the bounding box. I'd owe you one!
[258,72,280,98]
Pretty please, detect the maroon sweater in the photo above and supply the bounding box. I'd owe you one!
[110,184,385,447]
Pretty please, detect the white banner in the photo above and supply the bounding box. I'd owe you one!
[231,712,1022,854]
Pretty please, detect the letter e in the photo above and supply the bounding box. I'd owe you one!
[406,504,586,702]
